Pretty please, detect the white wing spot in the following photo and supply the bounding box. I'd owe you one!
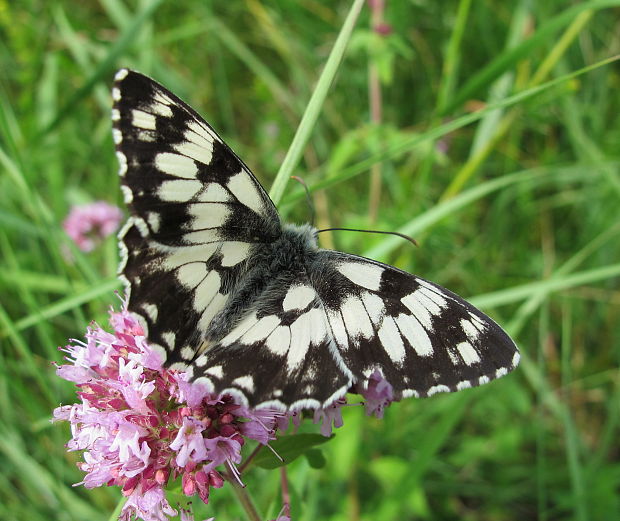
[198,292,228,331]
[378,315,405,364]
[288,309,326,370]
[226,172,265,215]
[427,384,450,396]
[120,185,133,203]
[112,128,122,144]
[232,375,255,393]
[341,295,374,340]
[282,285,316,312]
[176,262,208,289]
[194,270,221,311]
[115,69,129,81]
[183,228,221,246]
[205,365,223,379]
[174,139,213,166]
[401,293,433,329]
[456,380,472,390]
[417,285,448,309]
[133,217,149,237]
[361,291,385,325]
[155,152,197,179]
[173,363,191,377]
[116,151,127,176]
[162,331,176,348]
[496,367,508,378]
[153,91,174,106]
[220,242,251,267]
[198,183,230,203]
[394,313,433,357]
[187,202,229,231]
[512,352,520,367]
[111,108,121,121]
[149,100,173,118]
[266,325,291,356]
[447,347,460,365]
[337,262,383,291]
[163,244,218,269]
[221,312,258,346]
[132,109,157,130]
[456,341,481,365]
[195,354,208,367]
[181,346,194,361]
[468,311,488,331]
[142,303,158,322]
[187,120,217,146]
[478,375,490,385]
[147,212,161,233]
[138,130,156,142]
[241,315,280,344]
[158,179,203,202]
[460,318,482,343]
[112,87,121,101]
[326,309,348,350]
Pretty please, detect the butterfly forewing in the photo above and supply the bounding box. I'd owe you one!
[313,252,519,398]
[113,69,280,362]
[113,69,519,410]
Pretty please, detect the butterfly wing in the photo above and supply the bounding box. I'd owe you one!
[190,250,519,409]
[312,251,519,398]
[186,267,354,410]
[113,69,281,363]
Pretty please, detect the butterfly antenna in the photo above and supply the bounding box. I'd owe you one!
[316,227,418,247]
[290,176,315,226]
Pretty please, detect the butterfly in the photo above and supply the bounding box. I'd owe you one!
[112,69,519,411]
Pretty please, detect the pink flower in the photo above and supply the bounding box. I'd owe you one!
[313,398,346,437]
[52,298,271,521]
[359,369,395,419]
[120,486,177,521]
[373,22,392,36]
[63,201,123,252]
[53,297,395,520]
[169,417,207,467]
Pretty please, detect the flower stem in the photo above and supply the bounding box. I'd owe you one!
[225,461,262,521]
[280,467,291,517]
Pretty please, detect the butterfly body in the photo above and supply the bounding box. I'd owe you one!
[203,223,319,342]
[113,69,519,411]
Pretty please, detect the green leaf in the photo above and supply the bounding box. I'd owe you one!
[304,448,327,469]
[253,433,332,470]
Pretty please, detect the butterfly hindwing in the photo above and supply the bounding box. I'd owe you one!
[187,268,353,410]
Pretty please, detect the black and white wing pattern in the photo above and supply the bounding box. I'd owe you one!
[113,69,280,366]
[192,249,519,410]
[113,69,519,411]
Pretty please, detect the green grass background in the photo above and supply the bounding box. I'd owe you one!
[1,1,620,520]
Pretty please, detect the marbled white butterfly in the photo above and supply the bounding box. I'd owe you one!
[113,69,519,411]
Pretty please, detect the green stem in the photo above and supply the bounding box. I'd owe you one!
[226,461,262,521]
[268,0,366,206]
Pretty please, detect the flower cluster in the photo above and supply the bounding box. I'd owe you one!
[53,299,395,521]
[63,201,123,252]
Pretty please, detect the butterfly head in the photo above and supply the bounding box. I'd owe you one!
[281,222,319,251]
